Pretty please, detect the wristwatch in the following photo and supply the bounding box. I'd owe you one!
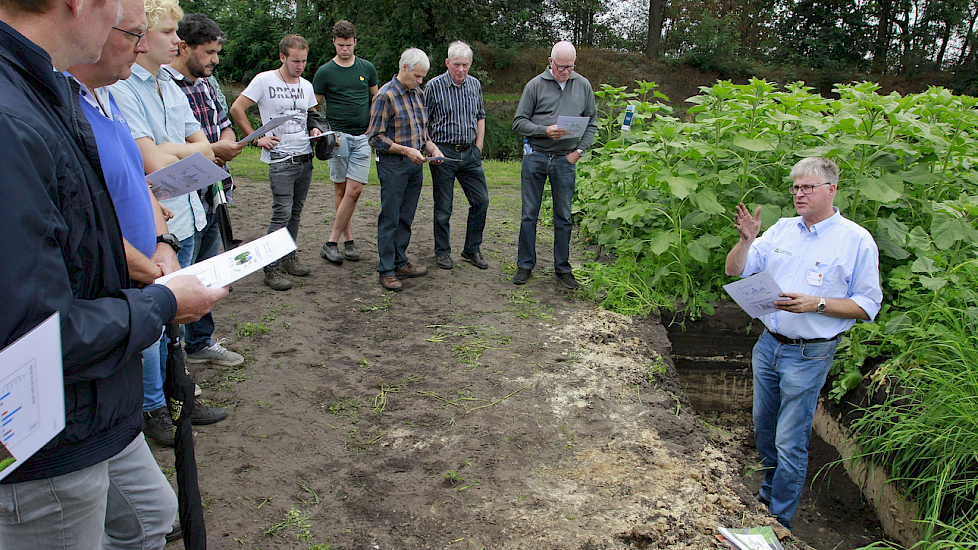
[817,297,826,313]
[576,148,585,157]
[157,233,181,253]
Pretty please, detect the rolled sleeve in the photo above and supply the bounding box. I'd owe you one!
[366,92,393,152]
[848,240,883,322]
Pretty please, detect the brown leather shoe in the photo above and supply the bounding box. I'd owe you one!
[379,274,403,291]
[394,262,427,279]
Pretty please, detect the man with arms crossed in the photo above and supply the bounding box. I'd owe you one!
[366,48,443,291]
[425,40,490,271]
[724,157,882,529]
[0,0,225,545]
[312,19,377,265]
[109,0,228,446]
[230,34,322,291]
[166,13,246,368]
[512,40,596,290]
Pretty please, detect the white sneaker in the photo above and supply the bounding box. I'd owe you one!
[185,338,244,367]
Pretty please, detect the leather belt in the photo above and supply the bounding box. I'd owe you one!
[767,331,841,345]
[436,142,470,152]
[284,153,314,164]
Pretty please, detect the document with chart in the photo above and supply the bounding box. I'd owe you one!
[155,227,296,289]
[0,313,65,481]
[148,152,231,200]
[723,271,784,318]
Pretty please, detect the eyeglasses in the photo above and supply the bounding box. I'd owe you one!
[790,182,831,195]
[113,26,145,45]
[552,62,574,72]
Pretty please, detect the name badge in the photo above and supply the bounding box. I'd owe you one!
[806,270,823,286]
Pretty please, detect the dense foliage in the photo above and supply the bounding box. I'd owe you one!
[575,79,978,545]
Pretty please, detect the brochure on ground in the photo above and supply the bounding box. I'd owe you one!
[716,526,784,550]
[0,313,65,481]
[155,227,296,289]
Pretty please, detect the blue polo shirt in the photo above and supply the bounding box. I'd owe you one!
[69,76,156,258]
[741,208,883,339]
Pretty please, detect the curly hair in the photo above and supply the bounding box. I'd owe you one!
[144,0,183,31]
[177,13,226,46]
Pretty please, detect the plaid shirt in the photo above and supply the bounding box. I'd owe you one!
[164,66,231,143]
[366,75,429,152]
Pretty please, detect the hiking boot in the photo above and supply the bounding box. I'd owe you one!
[263,266,292,291]
[342,240,360,261]
[394,262,427,279]
[513,267,532,285]
[461,251,488,269]
[190,399,228,426]
[165,520,183,543]
[320,242,343,265]
[554,271,580,290]
[280,252,310,276]
[185,339,243,367]
[379,274,402,291]
[143,406,175,447]
[436,255,453,270]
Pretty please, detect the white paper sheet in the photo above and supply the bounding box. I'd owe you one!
[0,313,65,481]
[556,115,590,138]
[155,228,296,288]
[723,271,784,318]
[237,114,298,144]
[148,152,231,200]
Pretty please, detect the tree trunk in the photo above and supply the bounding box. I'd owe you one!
[872,0,894,73]
[646,0,664,59]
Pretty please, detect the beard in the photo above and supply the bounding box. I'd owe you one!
[187,54,213,79]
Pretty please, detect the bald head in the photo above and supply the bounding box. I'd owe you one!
[548,41,576,84]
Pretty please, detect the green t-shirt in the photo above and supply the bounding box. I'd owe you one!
[312,57,379,135]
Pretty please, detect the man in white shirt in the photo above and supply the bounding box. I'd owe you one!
[230,34,322,291]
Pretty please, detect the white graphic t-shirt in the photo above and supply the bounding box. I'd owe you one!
[241,70,317,163]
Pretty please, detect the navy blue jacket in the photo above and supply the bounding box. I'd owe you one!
[0,20,177,482]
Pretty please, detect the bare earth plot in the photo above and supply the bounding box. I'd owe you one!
[157,165,805,550]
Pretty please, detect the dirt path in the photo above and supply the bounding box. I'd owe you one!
[157,170,803,549]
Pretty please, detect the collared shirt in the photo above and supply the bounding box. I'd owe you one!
[366,75,429,152]
[741,208,883,339]
[109,64,206,241]
[164,65,231,144]
[424,72,485,145]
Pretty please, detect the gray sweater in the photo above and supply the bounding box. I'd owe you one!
[513,68,598,154]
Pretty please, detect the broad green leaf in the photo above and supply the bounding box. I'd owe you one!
[693,190,725,216]
[607,201,649,224]
[884,312,912,333]
[697,233,724,249]
[911,256,936,273]
[665,174,698,199]
[647,230,676,255]
[854,175,904,203]
[759,204,782,231]
[732,136,775,152]
[931,216,968,250]
[875,230,911,260]
[878,215,909,243]
[681,211,711,229]
[920,275,947,290]
[687,239,709,263]
[907,226,933,252]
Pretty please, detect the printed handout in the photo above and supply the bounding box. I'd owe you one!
[155,228,296,289]
[0,313,64,481]
[237,114,297,144]
[723,271,784,318]
[147,152,231,200]
[556,115,590,138]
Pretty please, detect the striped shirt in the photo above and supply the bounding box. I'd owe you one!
[366,75,429,152]
[424,72,485,145]
[164,66,231,144]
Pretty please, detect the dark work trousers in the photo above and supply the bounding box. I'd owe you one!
[429,145,489,258]
[376,153,424,276]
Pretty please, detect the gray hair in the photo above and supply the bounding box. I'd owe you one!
[790,157,839,185]
[447,41,472,62]
[399,48,430,71]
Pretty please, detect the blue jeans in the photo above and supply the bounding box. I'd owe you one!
[143,235,195,411]
[430,146,489,257]
[752,330,838,529]
[518,151,576,274]
[267,158,313,243]
[375,154,423,276]
[0,433,177,550]
[186,203,220,355]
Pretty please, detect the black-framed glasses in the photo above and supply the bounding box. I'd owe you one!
[790,182,831,195]
[113,26,145,45]
[552,63,574,72]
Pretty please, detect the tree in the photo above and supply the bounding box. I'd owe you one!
[647,0,664,58]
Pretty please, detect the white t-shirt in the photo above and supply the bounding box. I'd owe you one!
[241,69,317,163]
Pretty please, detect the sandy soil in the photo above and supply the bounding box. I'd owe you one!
[155,171,811,550]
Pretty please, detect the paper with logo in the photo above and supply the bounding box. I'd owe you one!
[155,228,296,288]
[716,526,783,550]
[0,312,65,481]
[556,116,590,138]
[237,113,297,144]
[723,270,784,318]
[148,152,231,200]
